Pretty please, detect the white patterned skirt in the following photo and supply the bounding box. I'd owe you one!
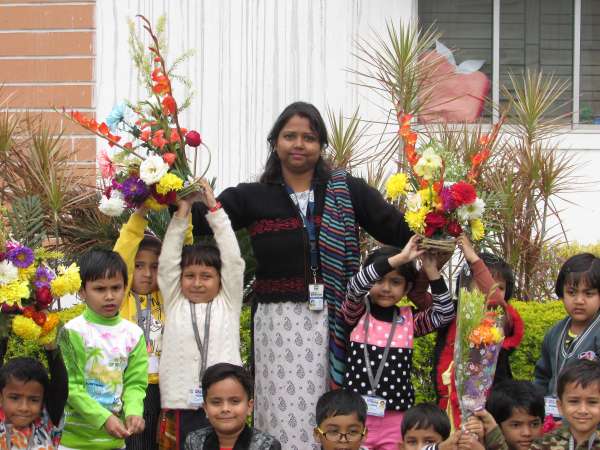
[254,301,329,450]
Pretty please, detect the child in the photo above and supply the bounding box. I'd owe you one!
[534,253,600,399]
[114,207,192,450]
[422,235,522,429]
[486,380,544,450]
[531,359,600,450]
[341,235,455,449]
[313,390,367,450]
[400,404,451,450]
[0,350,68,449]
[59,249,148,450]
[184,363,280,449]
[158,180,245,449]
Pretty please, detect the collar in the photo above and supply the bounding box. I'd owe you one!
[205,425,252,449]
[368,297,399,322]
[83,306,121,326]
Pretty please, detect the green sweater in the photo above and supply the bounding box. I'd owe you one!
[59,307,148,449]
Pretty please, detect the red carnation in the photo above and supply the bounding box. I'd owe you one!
[424,212,447,237]
[450,181,477,206]
[22,306,36,319]
[185,130,202,148]
[33,311,47,326]
[36,286,53,308]
[447,220,463,237]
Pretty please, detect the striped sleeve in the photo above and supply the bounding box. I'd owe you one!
[413,278,455,337]
[341,259,392,327]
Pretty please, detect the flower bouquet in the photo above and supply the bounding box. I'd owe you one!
[384,112,498,250]
[62,15,205,217]
[453,288,504,418]
[0,238,81,345]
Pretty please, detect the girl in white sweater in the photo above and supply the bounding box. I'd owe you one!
[157,180,245,450]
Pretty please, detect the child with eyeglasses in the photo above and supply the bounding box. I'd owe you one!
[313,390,368,450]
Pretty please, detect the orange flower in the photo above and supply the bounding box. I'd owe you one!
[162,153,176,166]
[140,128,152,142]
[406,131,417,146]
[107,132,121,147]
[162,95,177,115]
[151,68,170,95]
[151,130,168,149]
[98,122,110,135]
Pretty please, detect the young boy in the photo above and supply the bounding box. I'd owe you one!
[313,390,367,450]
[486,380,544,450]
[59,249,148,450]
[531,359,600,450]
[534,253,600,405]
[184,363,280,449]
[400,403,451,450]
[0,352,68,449]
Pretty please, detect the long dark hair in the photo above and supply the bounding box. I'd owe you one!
[259,101,331,183]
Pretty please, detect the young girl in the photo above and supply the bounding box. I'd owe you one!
[157,180,245,450]
[341,235,455,450]
[426,235,523,429]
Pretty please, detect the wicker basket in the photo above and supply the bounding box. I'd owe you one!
[418,235,457,252]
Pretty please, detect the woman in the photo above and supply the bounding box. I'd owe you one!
[190,101,412,450]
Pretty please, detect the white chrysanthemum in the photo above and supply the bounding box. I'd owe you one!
[457,197,485,222]
[414,148,443,181]
[0,260,19,284]
[406,192,422,212]
[99,193,126,217]
[139,154,169,185]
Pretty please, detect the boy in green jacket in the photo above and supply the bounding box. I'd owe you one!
[59,249,148,450]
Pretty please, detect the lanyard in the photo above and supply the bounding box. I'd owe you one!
[189,301,212,383]
[362,301,399,394]
[133,293,152,345]
[569,433,598,450]
[5,425,34,450]
[286,186,318,281]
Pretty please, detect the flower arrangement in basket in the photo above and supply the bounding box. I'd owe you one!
[62,15,205,217]
[384,112,500,250]
[453,287,504,418]
[0,235,81,345]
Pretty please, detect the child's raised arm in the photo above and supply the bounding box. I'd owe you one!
[45,345,68,426]
[114,208,148,299]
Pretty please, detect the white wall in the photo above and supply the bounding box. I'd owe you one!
[95,0,600,244]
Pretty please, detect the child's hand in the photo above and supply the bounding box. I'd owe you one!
[197,178,217,209]
[389,235,425,268]
[458,431,485,450]
[125,415,145,435]
[104,415,130,439]
[420,251,441,280]
[457,234,479,264]
[474,409,499,435]
[439,430,462,450]
[464,416,484,443]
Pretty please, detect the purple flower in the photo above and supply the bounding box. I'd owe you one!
[440,187,456,211]
[121,176,150,206]
[7,245,34,268]
[34,265,55,289]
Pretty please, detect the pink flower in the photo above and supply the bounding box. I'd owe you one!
[98,149,116,179]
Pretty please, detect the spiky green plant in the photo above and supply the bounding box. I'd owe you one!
[325,108,372,171]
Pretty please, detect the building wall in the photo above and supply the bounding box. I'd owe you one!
[0,0,96,179]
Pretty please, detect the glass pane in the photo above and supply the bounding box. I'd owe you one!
[419,0,494,121]
[580,0,600,124]
[499,0,573,120]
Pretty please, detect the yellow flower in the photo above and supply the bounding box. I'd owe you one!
[156,173,184,195]
[414,148,443,181]
[385,173,409,201]
[18,264,36,281]
[38,327,58,346]
[0,280,29,307]
[405,207,429,234]
[12,315,42,341]
[144,196,167,211]
[50,263,81,297]
[470,219,485,241]
[418,188,439,208]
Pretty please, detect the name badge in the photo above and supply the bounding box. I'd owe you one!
[188,387,204,409]
[545,396,561,418]
[148,355,159,375]
[363,395,386,417]
[308,283,324,311]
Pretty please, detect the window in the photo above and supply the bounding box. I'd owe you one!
[419,0,598,125]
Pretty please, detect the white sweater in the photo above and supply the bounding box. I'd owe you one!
[158,208,245,409]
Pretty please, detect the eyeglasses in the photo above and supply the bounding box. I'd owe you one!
[315,427,366,442]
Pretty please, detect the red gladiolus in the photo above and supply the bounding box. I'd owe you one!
[447,220,463,237]
[99,122,110,135]
[36,286,53,308]
[162,95,177,115]
[162,153,176,166]
[185,130,202,147]
[151,68,170,95]
[140,127,152,142]
[151,130,168,150]
[450,181,477,206]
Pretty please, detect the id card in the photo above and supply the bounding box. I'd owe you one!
[544,396,561,418]
[362,395,386,417]
[308,283,324,311]
[188,387,204,408]
[148,355,159,375]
